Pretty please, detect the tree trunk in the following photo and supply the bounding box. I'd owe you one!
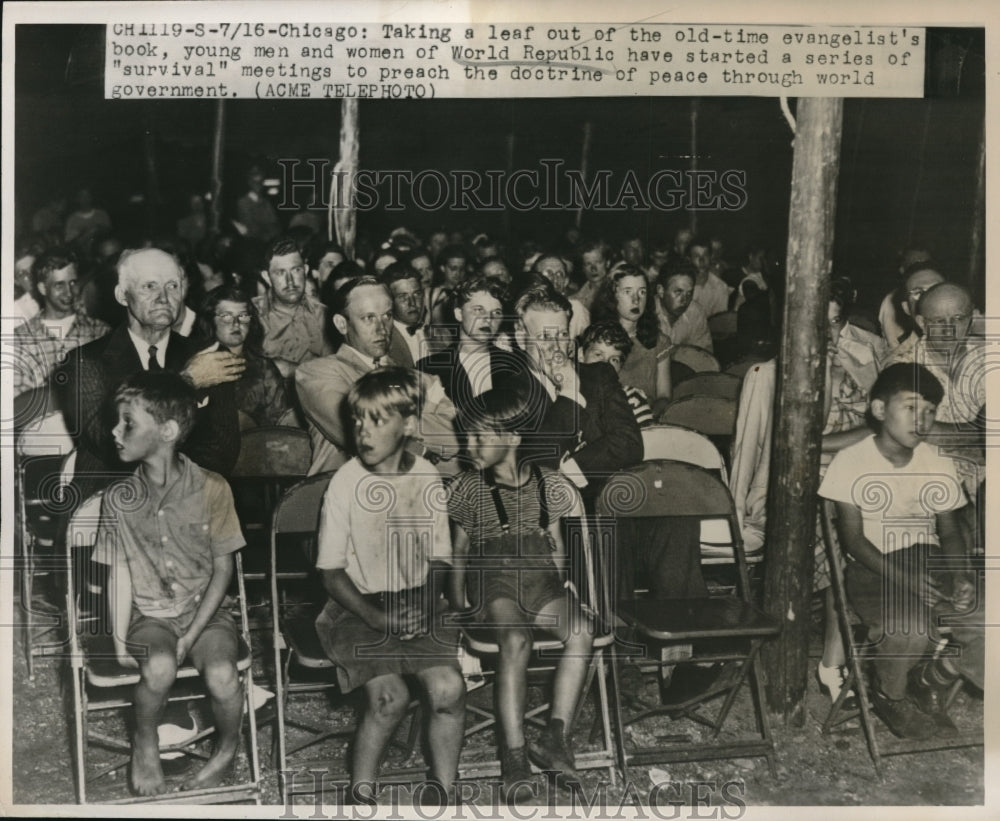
[575,121,593,231]
[209,99,226,236]
[142,103,161,236]
[689,99,699,236]
[968,118,985,305]
[332,99,360,255]
[762,97,844,724]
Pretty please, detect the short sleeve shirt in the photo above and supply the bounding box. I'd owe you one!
[315,456,452,594]
[92,454,245,619]
[448,466,581,542]
[818,435,966,554]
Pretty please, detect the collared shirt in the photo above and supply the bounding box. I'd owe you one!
[456,347,493,397]
[692,272,732,318]
[573,281,601,312]
[252,292,329,367]
[393,318,428,364]
[656,301,713,352]
[174,305,197,338]
[13,311,110,395]
[92,454,245,620]
[127,326,170,369]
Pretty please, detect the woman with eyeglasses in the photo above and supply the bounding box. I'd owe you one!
[195,284,295,428]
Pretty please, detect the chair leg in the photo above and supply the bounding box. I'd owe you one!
[592,650,619,785]
[24,539,35,680]
[72,667,88,803]
[608,645,630,775]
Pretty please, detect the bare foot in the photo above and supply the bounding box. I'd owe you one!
[184,742,237,791]
[131,734,167,796]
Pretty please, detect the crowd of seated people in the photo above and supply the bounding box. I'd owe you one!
[10,183,986,797]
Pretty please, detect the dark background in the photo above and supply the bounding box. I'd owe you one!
[14,25,986,311]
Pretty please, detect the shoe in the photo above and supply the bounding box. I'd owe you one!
[816,663,859,712]
[869,687,937,739]
[907,666,959,738]
[528,719,578,785]
[500,747,534,801]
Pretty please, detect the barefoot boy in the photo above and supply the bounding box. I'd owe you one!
[93,371,246,795]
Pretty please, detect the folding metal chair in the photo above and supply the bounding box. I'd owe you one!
[454,516,620,783]
[270,474,422,802]
[657,395,736,437]
[65,492,263,804]
[598,460,780,774]
[16,411,76,679]
[670,345,720,375]
[670,372,741,403]
[818,499,983,775]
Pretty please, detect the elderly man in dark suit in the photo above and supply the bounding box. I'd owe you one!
[58,247,244,503]
[499,285,642,502]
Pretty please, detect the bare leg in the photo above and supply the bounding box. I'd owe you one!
[128,623,178,796]
[186,625,243,790]
[821,587,846,669]
[353,674,410,793]
[414,665,466,790]
[488,597,532,750]
[535,597,593,729]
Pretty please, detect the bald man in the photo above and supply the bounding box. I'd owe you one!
[58,248,245,502]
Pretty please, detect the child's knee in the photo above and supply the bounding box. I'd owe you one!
[141,651,178,690]
[366,677,410,722]
[498,628,532,657]
[564,624,594,655]
[202,659,240,697]
[424,667,466,713]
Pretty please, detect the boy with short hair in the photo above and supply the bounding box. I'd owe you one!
[314,367,465,802]
[578,321,654,428]
[819,363,977,739]
[94,371,246,796]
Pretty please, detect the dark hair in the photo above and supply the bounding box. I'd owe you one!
[347,366,422,421]
[308,240,346,272]
[829,276,856,316]
[687,235,710,253]
[195,284,264,353]
[657,262,697,291]
[381,261,421,288]
[579,238,610,261]
[458,386,535,437]
[262,236,302,269]
[32,249,77,290]
[579,320,633,359]
[591,264,659,349]
[454,275,508,309]
[114,371,198,444]
[869,362,944,408]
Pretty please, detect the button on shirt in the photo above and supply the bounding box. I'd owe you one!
[252,292,329,367]
[92,454,245,620]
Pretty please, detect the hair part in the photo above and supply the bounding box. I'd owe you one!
[869,362,944,408]
[579,320,634,359]
[347,366,423,422]
[114,371,198,444]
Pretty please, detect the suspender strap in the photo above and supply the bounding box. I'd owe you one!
[483,465,549,533]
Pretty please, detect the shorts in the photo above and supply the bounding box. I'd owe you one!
[469,566,568,619]
[127,606,238,647]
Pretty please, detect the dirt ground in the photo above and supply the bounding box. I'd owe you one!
[10,594,984,811]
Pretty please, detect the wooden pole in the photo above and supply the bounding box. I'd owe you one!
[142,103,161,236]
[762,97,844,724]
[575,121,593,231]
[332,98,360,257]
[209,99,226,236]
[689,99,699,236]
[967,118,985,302]
[504,131,515,238]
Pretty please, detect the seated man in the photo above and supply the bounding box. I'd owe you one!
[655,265,713,353]
[497,286,642,503]
[383,261,429,368]
[688,236,732,319]
[14,249,109,397]
[819,364,981,739]
[296,276,458,475]
[252,236,332,379]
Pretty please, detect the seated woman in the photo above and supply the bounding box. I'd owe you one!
[194,284,296,428]
[590,263,671,416]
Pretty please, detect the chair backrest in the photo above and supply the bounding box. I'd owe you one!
[597,460,752,597]
[270,473,334,582]
[231,426,312,478]
[657,394,737,437]
[707,311,738,340]
[64,491,106,654]
[671,345,720,374]
[13,385,57,433]
[17,411,74,457]
[562,516,617,636]
[641,425,727,474]
[671,372,742,402]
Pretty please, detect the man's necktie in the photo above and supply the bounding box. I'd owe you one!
[148,346,162,371]
[405,325,420,336]
[372,357,383,369]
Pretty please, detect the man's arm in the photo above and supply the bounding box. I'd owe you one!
[175,554,234,665]
[449,523,470,611]
[108,553,137,668]
[58,347,109,462]
[296,362,353,452]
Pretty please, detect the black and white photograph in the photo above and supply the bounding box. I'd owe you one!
[1,1,993,815]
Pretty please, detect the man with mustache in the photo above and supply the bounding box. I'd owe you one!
[296,276,459,475]
[253,236,332,380]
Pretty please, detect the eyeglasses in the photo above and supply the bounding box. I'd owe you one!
[215,312,253,324]
[392,291,423,304]
[925,314,971,327]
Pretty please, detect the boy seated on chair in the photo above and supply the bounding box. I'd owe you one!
[819,363,980,740]
[314,367,465,804]
[578,321,655,429]
[93,371,246,796]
